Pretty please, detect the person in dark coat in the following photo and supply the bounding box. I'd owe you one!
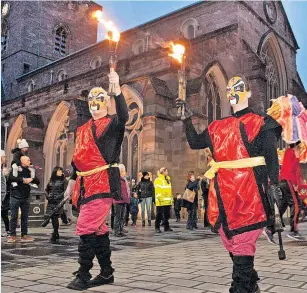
[44,166,66,243]
[136,172,155,227]
[183,171,200,230]
[201,178,210,228]
[7,156,40,243]
[1,150,10,237]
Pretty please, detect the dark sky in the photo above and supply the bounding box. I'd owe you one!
[96,1,307,89]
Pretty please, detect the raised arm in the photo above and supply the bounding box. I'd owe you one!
[114,93,129,125]
[183,118,210,150]
[109,71,129,125]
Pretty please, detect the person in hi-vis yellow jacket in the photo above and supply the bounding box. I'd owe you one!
[154,167,173,233]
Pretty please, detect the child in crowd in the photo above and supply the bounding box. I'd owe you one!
[174,193,182,222]
[130,192,139,227]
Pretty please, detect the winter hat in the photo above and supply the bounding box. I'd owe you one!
[17,139,29,149]
[1,150,6,157]
[142,172,149,177]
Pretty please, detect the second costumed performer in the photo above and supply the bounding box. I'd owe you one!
[65,71,128,291]
[177,76,283,293]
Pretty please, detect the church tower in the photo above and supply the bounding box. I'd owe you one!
[1,1,102,100]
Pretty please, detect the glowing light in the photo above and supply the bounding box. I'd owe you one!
[94,10,120,42]
[168,42,185,63]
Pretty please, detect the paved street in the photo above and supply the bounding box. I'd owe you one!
[1,220,307,293]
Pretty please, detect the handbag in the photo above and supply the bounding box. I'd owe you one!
[182,188,196,203]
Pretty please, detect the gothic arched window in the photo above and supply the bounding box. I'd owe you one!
[54,26,68,56]
[205,74,221,124]
[260,43,280,109]
[1,20,8,53]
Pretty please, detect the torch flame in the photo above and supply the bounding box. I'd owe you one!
[168,42,185,63]
[94,10,120,42]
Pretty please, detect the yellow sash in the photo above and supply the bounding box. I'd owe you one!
[76,163,119,177]
[205,157,266,179]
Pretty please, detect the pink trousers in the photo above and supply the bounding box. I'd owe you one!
[76,198,112,236]
[219,226,262,256]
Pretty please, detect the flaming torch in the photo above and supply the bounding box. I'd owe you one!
[169,42,186,119]
[94,10,121,96]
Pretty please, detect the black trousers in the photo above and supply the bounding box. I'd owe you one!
[131,212,138,224]
[155,206,171,230]
[1,209,10,232]
[76,233,113,281]
[113,204,126,234]
[279,180,301,232]
[51,215,59,235]
[9,197,30,236]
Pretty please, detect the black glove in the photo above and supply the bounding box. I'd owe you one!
[175,98,193,120]
[268,184,283,211]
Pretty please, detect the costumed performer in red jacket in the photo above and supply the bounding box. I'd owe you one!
[65,71,128,291]
[177,75,282,293]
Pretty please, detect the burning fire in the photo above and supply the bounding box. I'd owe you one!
[93,10,120,42]
[168,42,185,63]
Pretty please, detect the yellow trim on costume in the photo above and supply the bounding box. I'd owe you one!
[76,164,119,177]
[205,157,266,179]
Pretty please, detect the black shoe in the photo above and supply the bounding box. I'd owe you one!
[148,220,151,226]
[142,220,145,227]
[89,274,114,288]
[165,228,173,232]
[50,233,57,243]
[67,277,89,291]
[155,228,162,233]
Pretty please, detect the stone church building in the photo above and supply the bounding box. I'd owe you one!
[1,1,306,193]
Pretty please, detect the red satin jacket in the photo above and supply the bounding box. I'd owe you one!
[184,108,281,238]
[279,148,301,185]
[71,93,128,207]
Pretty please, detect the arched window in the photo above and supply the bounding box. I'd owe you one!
[259,33,287,110]
[122,136,128,171]
[55,130,68,168]
[205,74,221,124]
[120,85,144,180]
[181,18,198,40]
[1,20,8,53]
[54,26,68,56]
[187,25,195,40]
[27,80,35,93]
[132,39,145,55]
[57,69,67,82]
[260,43,280,109]
[90,56,102,70]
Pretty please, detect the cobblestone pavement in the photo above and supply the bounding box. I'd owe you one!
[1,220,307,293]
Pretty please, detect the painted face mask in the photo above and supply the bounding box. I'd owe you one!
[88,87,109,115]
[226,76,249,105]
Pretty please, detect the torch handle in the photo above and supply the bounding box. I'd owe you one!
[108,56,116,96]
[274,203,286,260]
